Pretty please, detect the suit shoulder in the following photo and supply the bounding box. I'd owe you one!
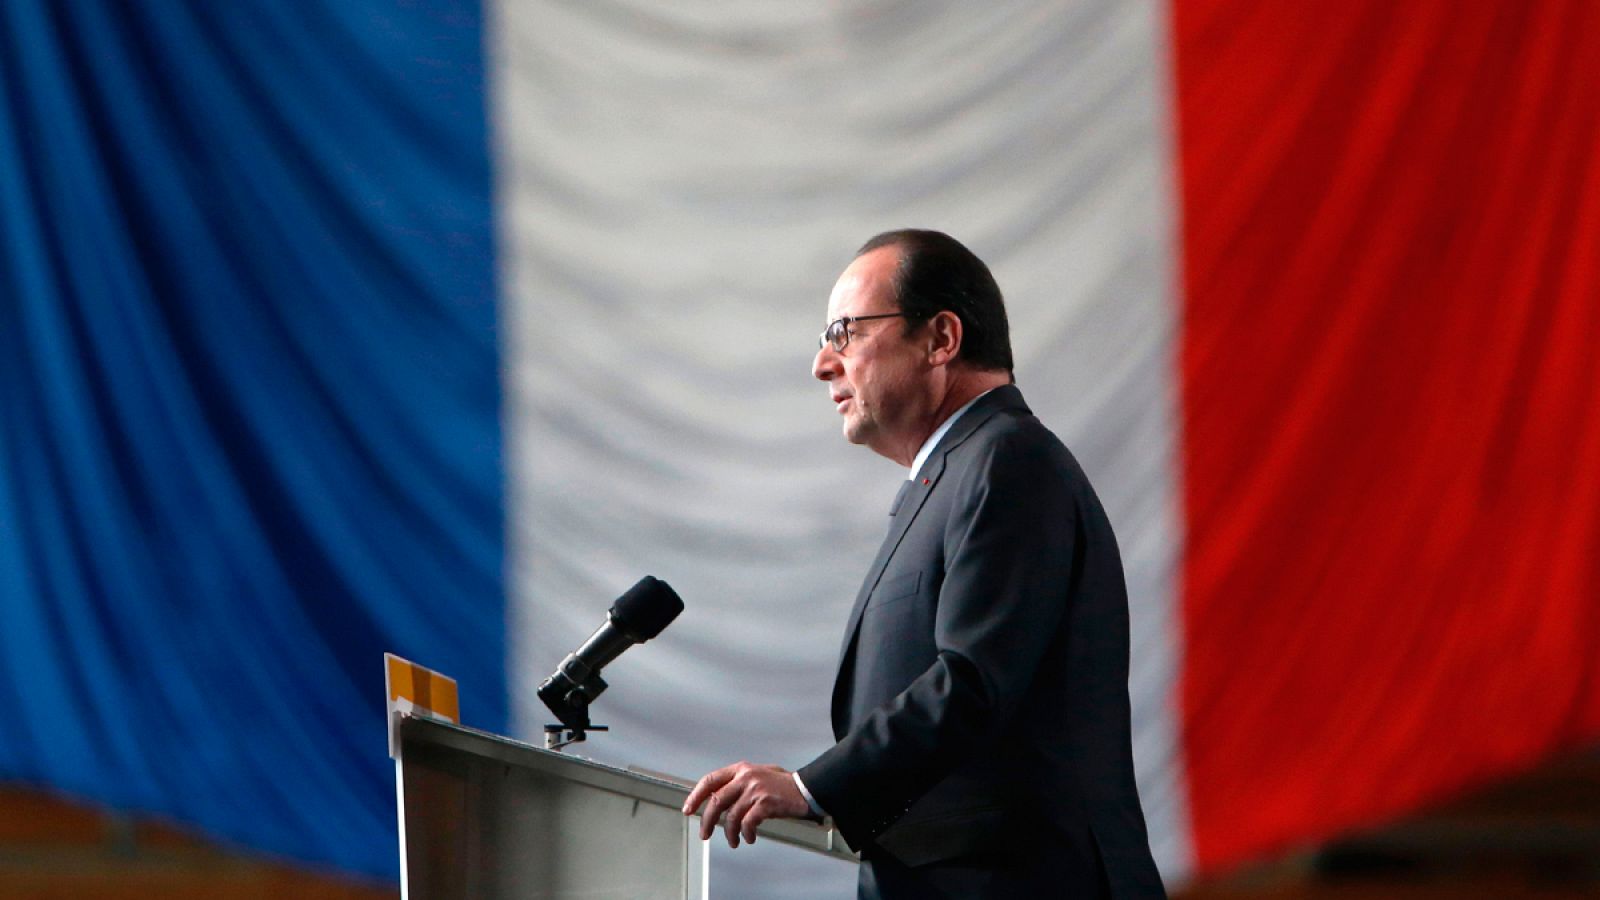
[947,407,1112,520]
[957,407,1076,472]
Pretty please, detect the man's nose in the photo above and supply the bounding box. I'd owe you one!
[812,345,840,382]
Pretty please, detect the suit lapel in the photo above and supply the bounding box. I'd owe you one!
[834,456,946,666]
[829,457,944,736]
[827,386,1030,735]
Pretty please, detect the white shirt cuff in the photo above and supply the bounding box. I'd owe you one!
[792,772,826,819]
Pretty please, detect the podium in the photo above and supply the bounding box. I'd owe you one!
[395,715,858,899]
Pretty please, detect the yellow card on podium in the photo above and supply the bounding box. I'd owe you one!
[384,653,460,759]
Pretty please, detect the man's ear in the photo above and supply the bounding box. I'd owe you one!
[926,310,963,366]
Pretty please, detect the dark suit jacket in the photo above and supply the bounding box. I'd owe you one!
[798,386,1165,898]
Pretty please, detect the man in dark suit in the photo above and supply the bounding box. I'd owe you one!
[685,230,1164,898]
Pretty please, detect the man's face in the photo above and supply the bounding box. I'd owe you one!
[812,246,932,462]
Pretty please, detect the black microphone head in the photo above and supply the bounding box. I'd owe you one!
[610,576,683,641]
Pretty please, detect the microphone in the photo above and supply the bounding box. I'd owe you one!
[537,576,683,736]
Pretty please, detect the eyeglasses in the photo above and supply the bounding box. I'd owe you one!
[818,313,912,353]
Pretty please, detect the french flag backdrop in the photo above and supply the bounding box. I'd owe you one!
[1,1,1595,895]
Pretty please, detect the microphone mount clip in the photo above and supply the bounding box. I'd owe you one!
[538,653,611,751]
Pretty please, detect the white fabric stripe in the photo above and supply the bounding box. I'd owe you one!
[488,0,1190,891]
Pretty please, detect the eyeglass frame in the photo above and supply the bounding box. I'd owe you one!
[818,312,918,353]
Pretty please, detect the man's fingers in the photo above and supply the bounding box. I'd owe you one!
[683,762,798,848]
[682,767,733,815]
[724,803,739,848]
[698,789,728,841]
[740,798,765,845]
[724,793,754,849]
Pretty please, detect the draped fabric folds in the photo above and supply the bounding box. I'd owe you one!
[490,1,1184,893]
[4,0,1596,891]
[0,2,502,879]
[1174,0,1600,869]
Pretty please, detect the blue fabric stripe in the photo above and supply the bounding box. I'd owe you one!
[0,1,503,879]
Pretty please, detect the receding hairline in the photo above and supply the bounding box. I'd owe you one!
[850,240,911,310]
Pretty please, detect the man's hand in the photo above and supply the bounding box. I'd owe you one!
[681,762,811,848]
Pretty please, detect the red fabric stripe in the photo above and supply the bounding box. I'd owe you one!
[1172,0,1600,871]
